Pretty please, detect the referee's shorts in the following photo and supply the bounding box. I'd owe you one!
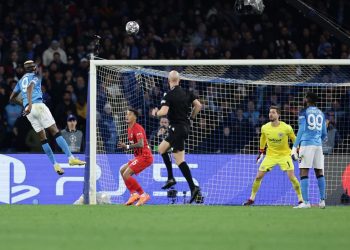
[165,124,189,152]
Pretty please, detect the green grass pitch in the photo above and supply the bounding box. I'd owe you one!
[0,205,349,250]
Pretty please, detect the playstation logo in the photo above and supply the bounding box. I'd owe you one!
[0,155,40,204]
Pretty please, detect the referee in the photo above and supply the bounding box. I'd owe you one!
[152,70,202,203]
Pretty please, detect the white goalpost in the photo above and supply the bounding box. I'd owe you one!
[86,59,350,205]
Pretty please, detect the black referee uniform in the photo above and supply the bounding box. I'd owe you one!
[160,85,202,203]
[161,86,196,152]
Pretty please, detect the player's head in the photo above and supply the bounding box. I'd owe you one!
[269,105,280,122]
[126,108,139,124]
[305,92,318,106]
[168,70,180,87]
[23,60,36,73]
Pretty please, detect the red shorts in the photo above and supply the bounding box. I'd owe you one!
[128,156,153,174]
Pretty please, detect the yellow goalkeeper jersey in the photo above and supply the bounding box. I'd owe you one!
[260,121,296,157]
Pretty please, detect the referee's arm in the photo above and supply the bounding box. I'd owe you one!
[152,105,169,117]
[190,99,202,120]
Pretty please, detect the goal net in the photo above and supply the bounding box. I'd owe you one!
[86,59,350,206]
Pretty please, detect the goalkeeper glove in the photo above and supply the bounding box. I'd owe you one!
[291,147,299,161]
[256,149,265,164]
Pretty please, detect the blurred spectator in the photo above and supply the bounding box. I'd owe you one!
[61,114,84,153]
[99,103,118,153]
[323,120,341,154]
[25,129,42,152]
[42,40,67,66]
[232,108,251,152]
[215,126,234,153]
[54,91,77,129]
[4,102,22,132]
[12,116,31,152]
[149,117,169,151]
[244,100,260,127]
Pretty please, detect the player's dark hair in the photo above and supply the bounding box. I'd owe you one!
[128,107,139,118]
[306,92,318,105]
[269,105,281,115]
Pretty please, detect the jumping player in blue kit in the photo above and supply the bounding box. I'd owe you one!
[9,60,85,175]
[292,92,327,209]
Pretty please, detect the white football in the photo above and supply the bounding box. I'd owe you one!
[126,21,139,35]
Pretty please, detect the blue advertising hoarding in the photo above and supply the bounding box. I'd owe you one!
[0,154,324,205]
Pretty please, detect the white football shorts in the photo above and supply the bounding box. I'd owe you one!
[26,103,56,132]
[298,145,324,169]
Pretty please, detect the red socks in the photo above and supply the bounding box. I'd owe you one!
[125,176,144,195]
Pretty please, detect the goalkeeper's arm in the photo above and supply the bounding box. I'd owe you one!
[257,127,266,164]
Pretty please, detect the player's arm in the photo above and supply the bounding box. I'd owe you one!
[9,91,22,105]
[23,82,35,115]
[118,138,144,150]
[153,105,169,117]
[321,113,327,142]
[9,82,22,105]
[118,131,145,150]
[256,127,266,163]
[152,95,169,117]
[291,115,306,160]
[288,126,296,144]
[190,99,202,120]
[293,114,306,148]
[259,126,266,151]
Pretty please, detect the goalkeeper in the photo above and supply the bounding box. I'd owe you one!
[243,106,303,206]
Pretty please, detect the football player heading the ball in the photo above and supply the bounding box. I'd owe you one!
[9,60,86,175]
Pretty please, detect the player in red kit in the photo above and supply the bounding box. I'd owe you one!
[118,108,153,206]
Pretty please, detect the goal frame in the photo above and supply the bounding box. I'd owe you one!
[86,59,350,204]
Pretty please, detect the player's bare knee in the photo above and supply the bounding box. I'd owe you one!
[314,169,323,178]
[48,124,59,136]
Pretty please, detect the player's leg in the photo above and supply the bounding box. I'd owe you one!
[124,157,153,206]
[296,146,316,207]
[121,163,140,205]
[244,156,274,205]
[313,147,326,208]
[280,157,303,204]
[26,107,63,175]
[47,124,85,165]
[37,129,64,175]
[243,171,266,206]
[158,139,176,189]
[173,150,201,203]
[286,170,303,204]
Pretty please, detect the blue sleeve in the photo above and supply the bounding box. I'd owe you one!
[14,81,20,93]
[321,113,327,141]
[293,114,306,148]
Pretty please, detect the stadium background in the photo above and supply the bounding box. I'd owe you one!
[0,0,350,154]
[0,1,350,250]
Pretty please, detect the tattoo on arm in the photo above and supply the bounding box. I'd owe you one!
[129,138,144,149]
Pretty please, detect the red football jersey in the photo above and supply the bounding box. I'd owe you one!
[127,123,152,157]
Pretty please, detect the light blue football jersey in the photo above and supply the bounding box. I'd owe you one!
[293,106,327,147]
[14,73,43,108]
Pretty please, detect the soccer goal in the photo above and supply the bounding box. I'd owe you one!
[86,59,350,205]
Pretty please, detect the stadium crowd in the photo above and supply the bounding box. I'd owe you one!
[0,0,349,153]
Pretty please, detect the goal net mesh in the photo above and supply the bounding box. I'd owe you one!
[93,62,350,205]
